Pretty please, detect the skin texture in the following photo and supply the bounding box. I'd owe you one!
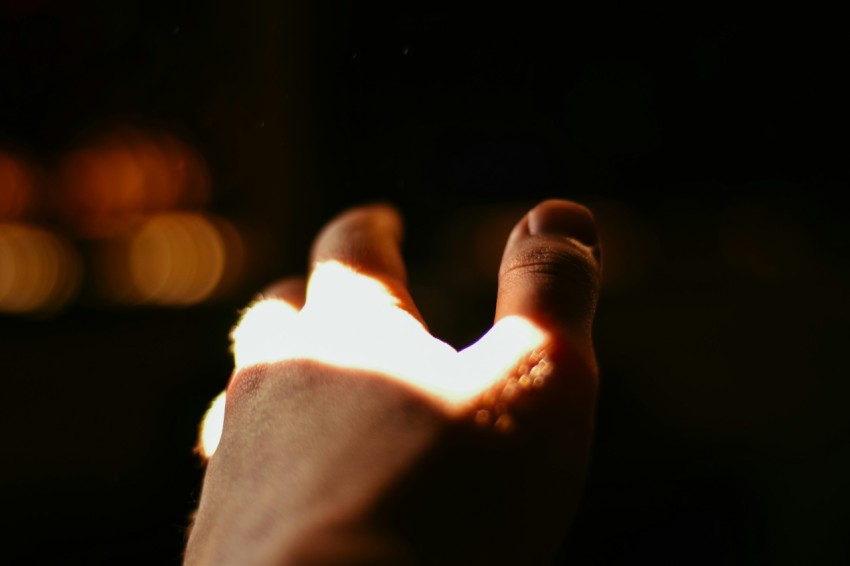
[185,200,601,565]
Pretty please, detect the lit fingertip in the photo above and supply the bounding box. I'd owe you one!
[304,260,405,314]
[230,297,300,368]
[301,260,458,397]
[198,390,227,459]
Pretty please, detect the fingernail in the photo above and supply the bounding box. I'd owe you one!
[527,200,598,246]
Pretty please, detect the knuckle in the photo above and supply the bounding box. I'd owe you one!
[501,239,599,291]
[227,364,269,402]
[499,239,601,327]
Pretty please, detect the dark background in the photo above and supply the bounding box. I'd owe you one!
[1,1,848,564]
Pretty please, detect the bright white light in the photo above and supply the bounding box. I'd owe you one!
[231,297,300,368]
[457,315,547,398]
[202,261,547,459]
[229,260,547,405]
[198,390,227,458]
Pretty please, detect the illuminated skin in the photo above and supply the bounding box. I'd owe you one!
[185,200,601,565]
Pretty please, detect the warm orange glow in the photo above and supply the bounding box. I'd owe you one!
[94,212,242,306]
[230,261,547,405]
[0,224,82,313]
[128,213,229,305]
[0,153,37,221]
[58,129,211,238]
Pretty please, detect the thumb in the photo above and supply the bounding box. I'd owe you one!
[495,199,601,345]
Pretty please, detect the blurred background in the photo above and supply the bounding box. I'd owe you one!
[1,1,848,564]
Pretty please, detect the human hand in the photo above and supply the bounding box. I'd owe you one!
[185,199,601,565]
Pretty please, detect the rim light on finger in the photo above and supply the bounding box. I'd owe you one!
[198,390,227,459]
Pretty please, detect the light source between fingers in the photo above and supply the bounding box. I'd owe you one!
[199,260,547,458]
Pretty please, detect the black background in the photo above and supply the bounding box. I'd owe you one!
[1,1,848,564]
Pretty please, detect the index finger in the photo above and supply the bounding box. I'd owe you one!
[306,204,428,327]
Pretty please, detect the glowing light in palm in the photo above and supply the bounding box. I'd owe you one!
[199,261,546,458]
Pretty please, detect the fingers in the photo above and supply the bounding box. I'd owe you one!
[260,277,307,310]
[495,199,601,343]
[307,204,426,325]
[231,277,305,369]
